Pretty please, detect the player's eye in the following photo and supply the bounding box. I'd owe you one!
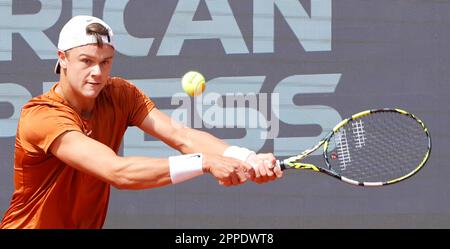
[81,58,92,65]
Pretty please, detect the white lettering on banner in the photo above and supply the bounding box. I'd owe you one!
[273,74,342,156]
[0,83,32,137]
[254,0,332,53]
[0,0,98,60]
[158,0,249,55]
[0,0,61,61]
[0,0,332,60]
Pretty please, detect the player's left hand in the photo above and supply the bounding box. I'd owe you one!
[246,153,283,184]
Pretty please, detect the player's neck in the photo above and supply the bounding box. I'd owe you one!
[56,80,96,119]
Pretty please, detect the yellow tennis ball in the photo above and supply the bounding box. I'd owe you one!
[182,71,206,97]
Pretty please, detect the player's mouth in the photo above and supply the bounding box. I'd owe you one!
[87,82,102,85]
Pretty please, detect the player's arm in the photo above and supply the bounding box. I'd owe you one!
[138,108,229,155]
[138,108,282,182]
[49,131,250,189]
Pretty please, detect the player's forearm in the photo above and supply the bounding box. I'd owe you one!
[110,157,172,190]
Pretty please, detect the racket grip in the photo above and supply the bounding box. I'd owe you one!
[276,160,287,171]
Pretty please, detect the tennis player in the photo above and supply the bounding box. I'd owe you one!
[0,16,282,229]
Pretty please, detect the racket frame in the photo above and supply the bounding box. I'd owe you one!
[277,108,431,186]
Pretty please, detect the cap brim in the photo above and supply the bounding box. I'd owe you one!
[54,59,61,74]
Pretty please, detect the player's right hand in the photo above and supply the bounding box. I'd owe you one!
[202,154,255,186]
[246,153,283,184]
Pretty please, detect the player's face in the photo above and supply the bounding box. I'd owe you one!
[62,44,114,99]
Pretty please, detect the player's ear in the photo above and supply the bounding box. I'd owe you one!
[57,50,68,70]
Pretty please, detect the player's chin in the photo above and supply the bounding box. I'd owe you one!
[82,89,103,99]
[83,84,105,97]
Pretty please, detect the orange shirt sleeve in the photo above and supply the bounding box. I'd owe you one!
[18,105,83,154]
[114,78,155,127]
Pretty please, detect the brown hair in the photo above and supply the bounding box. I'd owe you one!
[85,23,110,47]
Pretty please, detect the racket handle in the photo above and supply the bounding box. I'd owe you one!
[276,160,287,171]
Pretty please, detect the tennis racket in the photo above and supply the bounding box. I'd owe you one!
[276,108,431,186]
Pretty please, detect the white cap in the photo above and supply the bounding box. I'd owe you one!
[55,15,114,74]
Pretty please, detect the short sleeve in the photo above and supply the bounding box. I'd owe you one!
[112,78,155,127]
[18,106,83,154]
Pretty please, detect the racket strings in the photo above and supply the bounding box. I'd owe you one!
[327,111,429,183]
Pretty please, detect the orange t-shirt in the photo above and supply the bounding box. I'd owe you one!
[0,77,155,229]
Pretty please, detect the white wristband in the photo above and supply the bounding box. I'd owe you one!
[222,146,256,162]
[169,153,204,184]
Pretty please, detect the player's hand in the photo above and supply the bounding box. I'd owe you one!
[202,154,255,186]
[246,153,283,184]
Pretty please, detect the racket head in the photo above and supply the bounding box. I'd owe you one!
[323,108,431,186]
